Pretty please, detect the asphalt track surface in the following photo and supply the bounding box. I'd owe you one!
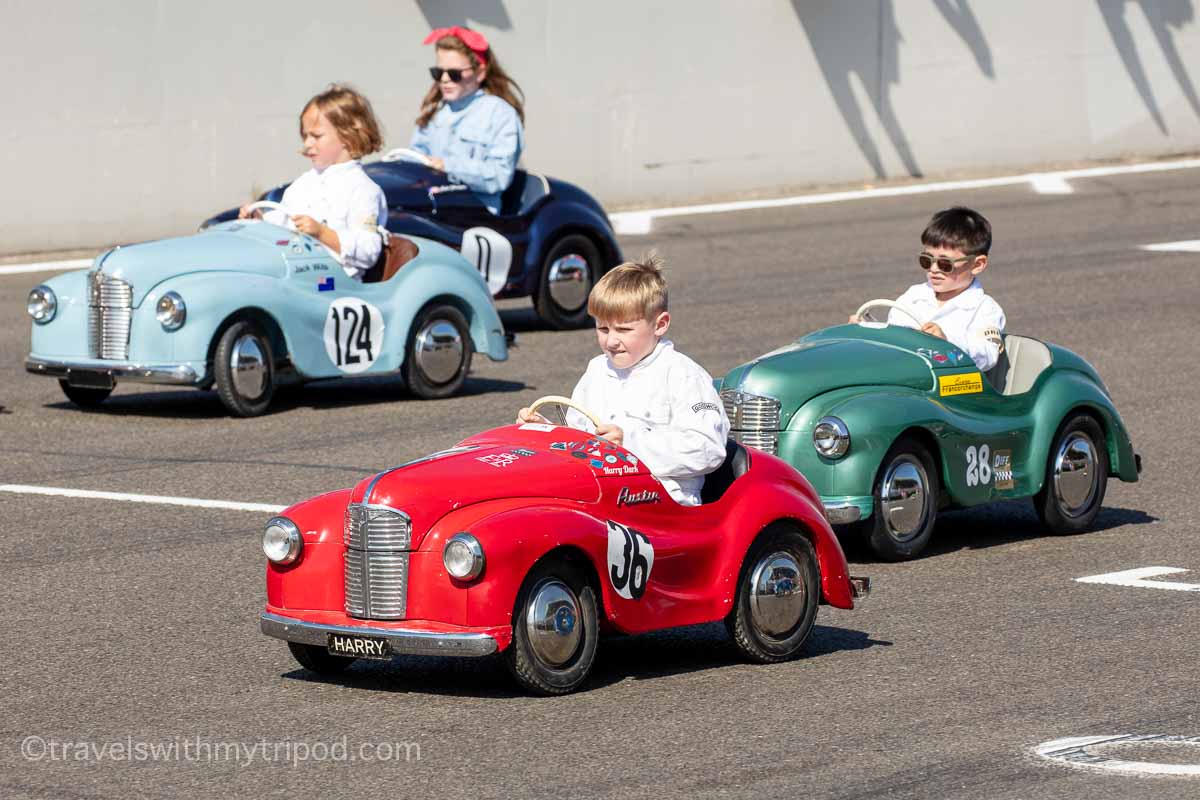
[1,167,1198,799]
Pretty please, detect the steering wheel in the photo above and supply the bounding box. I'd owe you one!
[854,299,924,329]
[527,395,603,429]
[241,200,289,222]
[381,148,435,168]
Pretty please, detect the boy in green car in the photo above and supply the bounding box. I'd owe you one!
[852,206,1006,371]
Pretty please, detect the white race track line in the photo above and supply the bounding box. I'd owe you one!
[609,156,1200,235]
[0,484,284,513]
[0,258,93,276]
[1141,239,1200,253]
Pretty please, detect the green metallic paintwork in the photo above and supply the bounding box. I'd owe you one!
[720,324,1138,520]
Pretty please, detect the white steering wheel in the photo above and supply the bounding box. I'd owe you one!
[527,395,603,429]
[381,148,435,168]
[241,200,289,222]
[855,299,924,329]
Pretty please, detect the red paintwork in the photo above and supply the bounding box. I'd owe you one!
[266,424,857,650]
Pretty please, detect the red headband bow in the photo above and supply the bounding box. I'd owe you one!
[423,26,489,68]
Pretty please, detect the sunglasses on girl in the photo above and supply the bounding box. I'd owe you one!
[918,252,977,273]
[429,66,473,82]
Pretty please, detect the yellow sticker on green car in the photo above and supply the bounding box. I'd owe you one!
[939,372,984,396]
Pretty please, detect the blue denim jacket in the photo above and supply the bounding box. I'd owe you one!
[410,90,524,214]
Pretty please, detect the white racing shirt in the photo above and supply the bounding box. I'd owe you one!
[263,160,388,279]
[566,340,730,506]
[887,279,1007,371]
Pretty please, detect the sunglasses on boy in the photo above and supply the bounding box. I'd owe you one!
[429,66,474,82]
[918,252,978,273]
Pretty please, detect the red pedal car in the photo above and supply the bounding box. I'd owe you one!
[260,397,870,694]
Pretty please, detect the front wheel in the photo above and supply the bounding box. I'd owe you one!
[213,320,276,417]
[859,435,940,561]
[287,642,356,675]
[402,304,473,399]
[504,558,599,695]
[534,234,602,330]
[58,380,112,408]
[726,525,820,663]
[1034,413,1108,533]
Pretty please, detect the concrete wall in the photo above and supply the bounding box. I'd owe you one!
[4,0,1200,252]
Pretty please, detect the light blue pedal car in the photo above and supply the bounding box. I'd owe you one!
[25,209,508,416]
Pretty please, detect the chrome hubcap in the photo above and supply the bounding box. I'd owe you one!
[749,552,806,637]
[1053,432,1098,516]
[525,579,581,667]
[880,456,930,541]
[230,334,267,399]
[413,319,464,384]
[546,254,590,311]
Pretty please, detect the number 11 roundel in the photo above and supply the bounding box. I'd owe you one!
[323,297,385,374]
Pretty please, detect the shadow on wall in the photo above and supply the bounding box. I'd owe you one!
[415,0,513,30]
[1097,0,1200,133]
[791,1,995,180]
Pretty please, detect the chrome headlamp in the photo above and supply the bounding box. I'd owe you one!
[813,416,851,458]
[155,291,186,331]
[27,285,57,324]
[443,532,485,580]
[262,517,303,565]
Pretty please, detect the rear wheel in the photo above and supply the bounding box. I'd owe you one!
[860,435,939,561]
[287,642,356,675]
[1035,413,1108,533]
[504,558,599,695]
[402,304,473,399]
[213,320,275,417]
[534,234,601,329]
[58,380,112,408]
[726,525,820,663]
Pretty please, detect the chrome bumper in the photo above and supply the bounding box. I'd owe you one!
[823,503,863,524]
[849,576,871,600]
[260,611,498,658]
[25,356,200,385]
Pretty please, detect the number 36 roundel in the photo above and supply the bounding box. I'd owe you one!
[323,297,385,374]
[606,520,655,600]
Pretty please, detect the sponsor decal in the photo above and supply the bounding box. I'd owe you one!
[275,239,290,246]
[475,449,537,469]
[606,520,655,600]
[323,297,384,374]
[992,448,1014,489]
[983,327,1004,352]
[939,372,984,396]
[691,401,720,414]
[616,487,660,506]
[551,439,640,474]
[318,276,335,292]
[518,422,556,432]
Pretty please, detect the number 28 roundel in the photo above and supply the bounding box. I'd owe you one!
[606,520,655,600]
[323,297,385,374]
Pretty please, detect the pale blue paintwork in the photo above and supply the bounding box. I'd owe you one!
[29,220,507,384]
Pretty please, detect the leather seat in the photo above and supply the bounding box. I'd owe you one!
[985,335,1053,395]
[700,440,752,504]
[361,235,419,283]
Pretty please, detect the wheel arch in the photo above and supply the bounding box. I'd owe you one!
[204,306,291,384]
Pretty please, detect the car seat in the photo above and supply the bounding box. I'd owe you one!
[699,440,752,504]
[985,335,1053,395]
[361,234,420,283]
[499,171,551,217]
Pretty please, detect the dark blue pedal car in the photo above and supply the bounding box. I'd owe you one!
[204,149,623,329]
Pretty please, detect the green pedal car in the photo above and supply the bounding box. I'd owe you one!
[716,300,1142,561]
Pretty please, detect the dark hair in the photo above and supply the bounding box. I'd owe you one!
[921,206,992,255]
[416,33,525,128]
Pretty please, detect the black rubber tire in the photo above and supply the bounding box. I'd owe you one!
[58,380,112,408]
[287,642,356,675]
[213,320,275,417]
[859,435,940,561]
[725,526,820,663]
[1034,413,1109,534]
[534,234,602,330]
[402,304,473,399]
[504,558,599,696]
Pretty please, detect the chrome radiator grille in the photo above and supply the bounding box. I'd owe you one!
[87,271,133,359]
[344,504,411,619]
[721,389,781,455]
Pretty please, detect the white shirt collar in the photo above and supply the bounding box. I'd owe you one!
[916,277,985,310]
[604,339,673,378]
[314,159,361,178]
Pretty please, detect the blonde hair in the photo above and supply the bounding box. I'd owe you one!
[302,84,384,159]
[416,33,526,128]
[587,252,668,322]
